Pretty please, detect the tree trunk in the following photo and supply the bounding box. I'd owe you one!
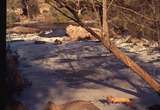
[102,0,110,47]
[79,20,160,94]
[50,0,160,94]
[77,10,160,95]
[82,0,160,94]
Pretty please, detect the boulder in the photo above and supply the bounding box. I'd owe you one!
[66,25,100,41]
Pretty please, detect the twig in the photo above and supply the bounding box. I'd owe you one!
[112,4,159,22]
[120,11,157,33]
[107,0,115,10]
[91,0,101,27]
[47,2,78,22]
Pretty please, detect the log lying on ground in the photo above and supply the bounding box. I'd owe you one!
[7,26,40,34]
[106,96,133,105]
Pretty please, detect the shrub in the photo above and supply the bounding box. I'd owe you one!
[7,11,20,27]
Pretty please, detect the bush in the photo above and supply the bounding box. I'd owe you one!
[7,0,21,9]
[7,11,20,27]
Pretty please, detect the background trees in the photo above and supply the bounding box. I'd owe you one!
[43,0,160,43]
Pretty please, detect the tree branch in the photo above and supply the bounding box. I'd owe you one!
[112,4,160,22]
[120,11,157,33]
[47,2,78,22]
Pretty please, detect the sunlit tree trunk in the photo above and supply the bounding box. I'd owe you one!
[101,0,160,94]
[102,0,110,47]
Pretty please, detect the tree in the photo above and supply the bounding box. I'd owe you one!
[102,0,110,46]
[21,0,40,19]
[46,0,160,94]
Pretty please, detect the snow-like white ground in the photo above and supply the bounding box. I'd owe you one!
[7,33,160,110]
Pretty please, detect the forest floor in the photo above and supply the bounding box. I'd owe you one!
[6,22,160,110]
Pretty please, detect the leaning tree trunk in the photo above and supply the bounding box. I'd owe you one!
[83,0,160,94]
[85,0,160,93]
[79,18,160,94]
[83,0,160,93]
[49,0,160,94]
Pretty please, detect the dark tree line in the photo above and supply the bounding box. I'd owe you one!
[20,0,40,19]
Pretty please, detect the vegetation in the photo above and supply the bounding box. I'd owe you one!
[4,0,160,109]
[48,0,160,42]
[6,0,160,43]
[7,11,19,26]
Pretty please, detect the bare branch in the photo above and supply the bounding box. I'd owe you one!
[120,11,157,33]
[112,4,159,22]
[107,0,115,10]
[47,1,78,22]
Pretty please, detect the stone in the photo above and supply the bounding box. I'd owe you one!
[66,25,100,41]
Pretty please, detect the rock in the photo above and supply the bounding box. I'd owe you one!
[34,40,46,44]
[44,100,100,110]
[66,25,100,41]
[54,39,62,45]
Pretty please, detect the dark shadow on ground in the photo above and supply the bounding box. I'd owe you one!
[7,39,160,110]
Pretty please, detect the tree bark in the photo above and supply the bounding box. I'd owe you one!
[102,0,110,47]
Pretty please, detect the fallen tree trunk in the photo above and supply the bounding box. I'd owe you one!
[49,0,160,94]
